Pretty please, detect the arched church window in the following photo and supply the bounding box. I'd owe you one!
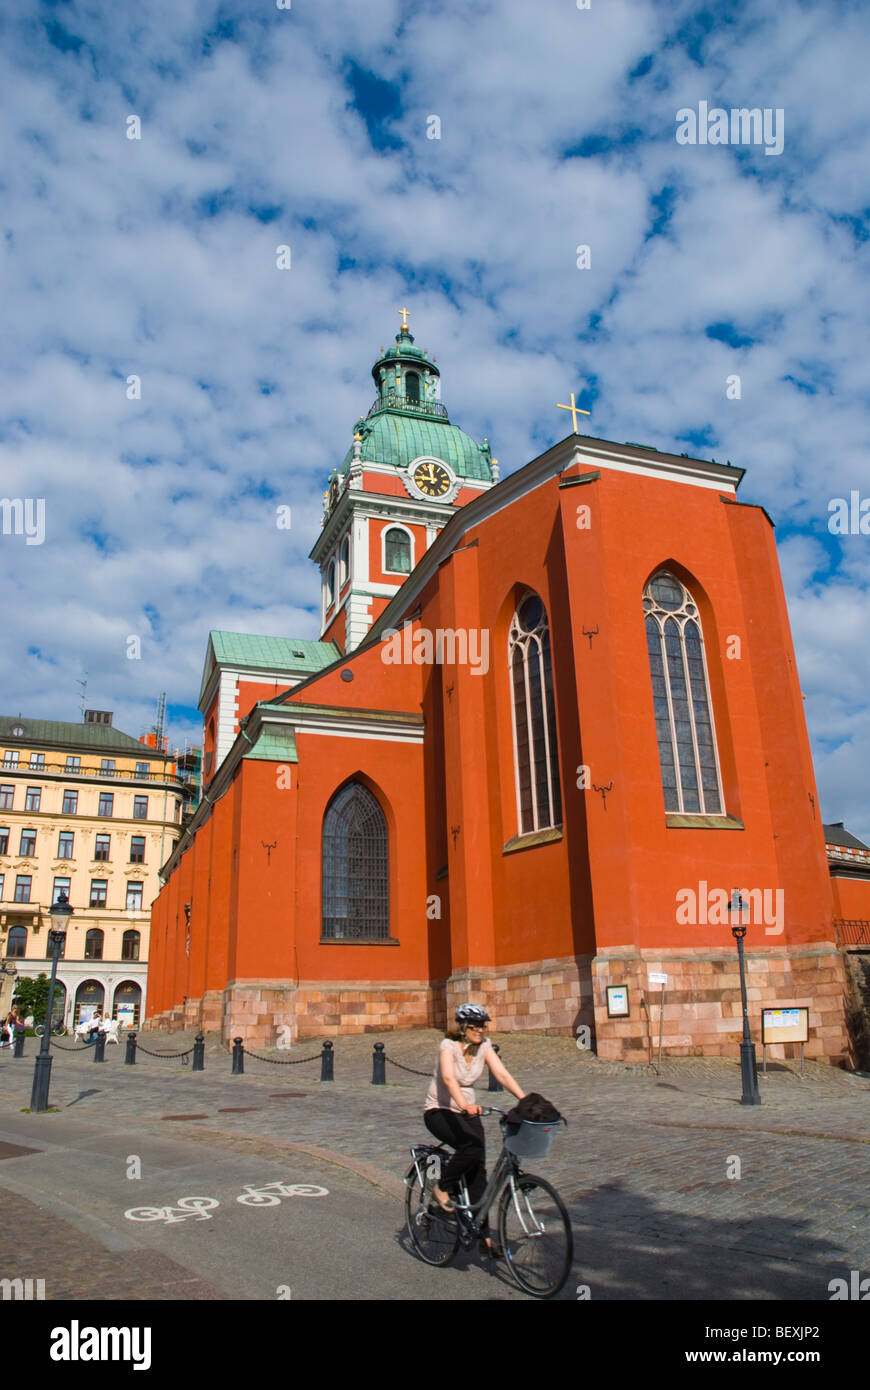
[326,560,336,607]
[322,782,390,941]
[384,527,412,575]
[339,535,350,587]
[509,592,562,834]
[405,372,420,403]
[643,571,724,815]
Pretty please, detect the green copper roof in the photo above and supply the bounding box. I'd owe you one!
[243,724,298,763]
[0,716,161,754]
[340,411,492,481]
[209,633,340,670]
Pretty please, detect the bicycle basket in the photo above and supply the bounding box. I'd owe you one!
[503,1118,562,1158]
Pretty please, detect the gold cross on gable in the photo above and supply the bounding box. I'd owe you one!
[556,392,591,434]
[398,306,410,331]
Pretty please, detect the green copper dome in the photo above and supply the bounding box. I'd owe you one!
[338,321,493,483]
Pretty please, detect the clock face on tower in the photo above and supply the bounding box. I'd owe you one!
[412,460,451,497]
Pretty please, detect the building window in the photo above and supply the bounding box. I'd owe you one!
[384,527,411,575]
[122,930,140,961]
[126,882,143,911]
[89,880,108,909]
[84,927,104,958]
[65,756,81,771]
[19,829,37,857]
[133,796,148,820]
[321,782,389,941]
[98,793,114,817]
[25,787,41,812]
[509,592,562,835]
[100,759,116,777]
[57,831,74,859]
[7,925,27,957]
[0,828,8,855]
[405,371,420,403]
[135,762,150,778]
[62,789,78,815]
[52,877,71,904]
[2,751,19,770]
[643,572,724,815]
[175,801,181,822]
[29,753,44,770]
[326,560,336,608]
[339,535,350,587]
[0,873,4,898]
[14,876,31,904]
[129,836,145,864]
[0,786,12,811]
[94,834,111,861]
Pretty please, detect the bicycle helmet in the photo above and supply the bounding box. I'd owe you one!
[455,1004,491,1025]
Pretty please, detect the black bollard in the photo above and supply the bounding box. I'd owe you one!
[372,1041,386,1085]
[192,1034,205,1072]
[125,1031,137,1065]
[12,1029,24,1059]
[320,1040,334,1082]
[93,1032,107,1063]
[488,1044,504,1092]
[231,1037,244,1074]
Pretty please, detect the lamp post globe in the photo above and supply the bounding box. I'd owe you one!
[30,893,73,1113]
[729,891,761,1106]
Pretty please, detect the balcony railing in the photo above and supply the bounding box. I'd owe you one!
[1,761,185,788]
[366,393,448,421]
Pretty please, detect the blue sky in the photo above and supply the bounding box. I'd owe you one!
[1,0,869,838]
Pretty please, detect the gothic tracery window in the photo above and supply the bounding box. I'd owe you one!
[644,571,724,815]
[321,782,390,941]
[509,592,562,835]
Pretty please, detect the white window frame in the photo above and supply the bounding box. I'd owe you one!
[381,524,414,576]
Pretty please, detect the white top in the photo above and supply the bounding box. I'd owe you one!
[424,1037,492,1114]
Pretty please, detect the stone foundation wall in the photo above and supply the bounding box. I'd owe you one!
[447,955,595,1037]
[592,946,851,1066]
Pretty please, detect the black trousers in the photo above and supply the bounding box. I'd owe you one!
[424,1109,488,1217]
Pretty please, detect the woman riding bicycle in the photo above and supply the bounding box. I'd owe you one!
[423,1004,525,1253]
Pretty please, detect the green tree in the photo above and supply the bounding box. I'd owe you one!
[12,974,51,1025]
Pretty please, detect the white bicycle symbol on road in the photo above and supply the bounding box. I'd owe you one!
[236,1181,329,1206]
[125,1196,219,1224]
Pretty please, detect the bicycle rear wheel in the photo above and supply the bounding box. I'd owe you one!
[404,1167,460,1267]
[498,1173,573,1298]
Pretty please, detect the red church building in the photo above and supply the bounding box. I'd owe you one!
[146,317,860,1066]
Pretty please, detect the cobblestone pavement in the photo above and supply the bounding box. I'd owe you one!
[1,1030,868,1301]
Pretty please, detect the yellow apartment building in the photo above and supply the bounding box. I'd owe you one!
[0,712,188,1027]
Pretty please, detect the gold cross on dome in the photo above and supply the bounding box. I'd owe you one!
[556,392,591,434]
[398,306,411,331]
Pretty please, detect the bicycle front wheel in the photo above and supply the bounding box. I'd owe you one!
[498,1174,573,1298]
[404,1168,460,1267]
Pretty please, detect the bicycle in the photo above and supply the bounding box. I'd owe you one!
[33,1021,68,1037]
[404,1105,573,1299]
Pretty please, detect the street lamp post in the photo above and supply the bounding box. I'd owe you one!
[30,894,72,1113]
[729,891,761,1106]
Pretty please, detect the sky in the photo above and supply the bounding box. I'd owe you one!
[1,0,869,839]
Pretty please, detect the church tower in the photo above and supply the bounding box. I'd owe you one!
[311,311,496,652]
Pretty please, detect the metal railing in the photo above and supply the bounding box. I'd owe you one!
[833,919,870,948]
[366,394,449,421]
[0,761,185,788]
